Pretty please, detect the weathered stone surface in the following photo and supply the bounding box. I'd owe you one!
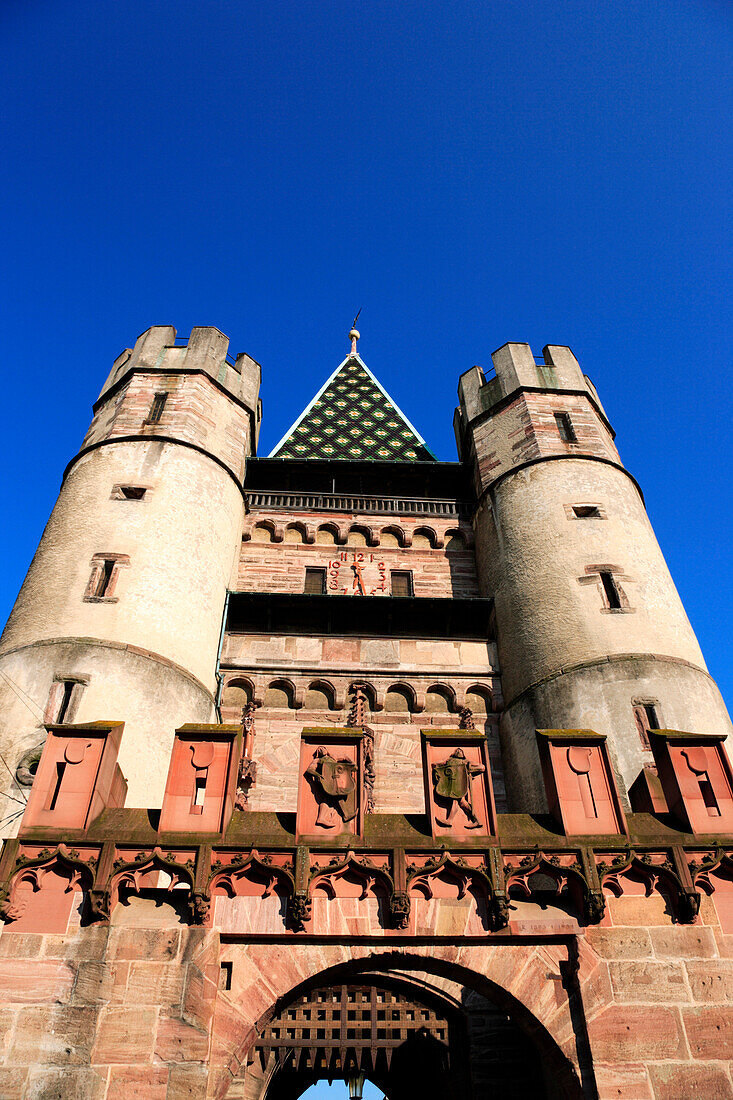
[91,1005,157,1063]
[126,961,184,1006]
[648,1061,733,1100]
[25,1067,107,1100]
[8,1005,98,1066]
[155,1015,209,1062]
[586,927,653,959]
[682,1006,733,1059]
[0,1067,27,1099]
[686,960,733,1002]
[587,1005,686,1061]
[594,1062,653,1099]
[609,960,689,1003]
[167,1063,209,1099]
[107,1066,169,1097]
[650,926,718,959]
[107,927,181,961]
[0,959,74,1003]
[0,933,43,959]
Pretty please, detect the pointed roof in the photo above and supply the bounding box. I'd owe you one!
[269,353,436,461]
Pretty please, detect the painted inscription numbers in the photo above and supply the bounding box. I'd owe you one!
[328,552,387,595]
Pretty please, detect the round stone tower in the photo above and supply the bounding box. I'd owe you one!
[455,342,732,811]
[0,326,260,821]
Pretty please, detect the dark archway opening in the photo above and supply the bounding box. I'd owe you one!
[256,974,551,1100]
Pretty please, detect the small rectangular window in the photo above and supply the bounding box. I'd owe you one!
[633,703,659,749]
[554,412,577,443]
[599,570,622,610]
[390,571,413,597]
[572,505,600,519]
[304,567,326,595]
[84,553,129,602]
[147,392,168,423]
[119,486,147,500]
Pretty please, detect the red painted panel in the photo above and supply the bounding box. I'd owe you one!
[159,730,239,835]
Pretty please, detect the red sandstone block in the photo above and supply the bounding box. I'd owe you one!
[682,1006,733,1059]
[610,961,689,1003]
[648,1061,733,1099]
[686,960,733,1002]
[167,1063,209,1099]
[0,1068,26,1099]
[0,933,43,959]
[586,928,653,960]
[155,1015,210,1063]
[126,961,184,1007]
[9,1005,97,1066]
[606,896,671,927]
[72,960,128,1005]
[26,1067,106,1099]
[587,1005,686,1061]
[0,959,74,1003]
[650,926,718,959]
[594,1062,653,1099]
[107,927,180,961]
[91,1006,158,1063]
[107,1066,169,1098]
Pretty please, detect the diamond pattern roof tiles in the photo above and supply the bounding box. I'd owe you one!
[269,354,435,461]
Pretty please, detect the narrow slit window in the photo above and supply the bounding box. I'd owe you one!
[633,703,659,749]
[390,570,413,597]
[304,567,326,595]
[95,559,116,598]
[56,681,75,724]
[220,962,233,990]
[120,486,147,500]
[147,392,168,423]
[572,505,600,519]
[599,571,622,610]
[554,412,577,443]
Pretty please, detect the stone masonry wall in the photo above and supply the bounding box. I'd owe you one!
[0,893,732,1098]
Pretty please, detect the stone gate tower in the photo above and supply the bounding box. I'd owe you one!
[455,343,732,810]
[0,327,732,1100]
[0,326,261,809]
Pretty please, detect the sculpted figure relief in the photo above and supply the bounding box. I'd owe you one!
[432,747,485,829]
[305,746,359,828]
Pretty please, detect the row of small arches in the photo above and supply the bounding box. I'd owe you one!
[245,520,470,551]
[221,677,493,714]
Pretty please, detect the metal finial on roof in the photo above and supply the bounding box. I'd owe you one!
[349,308,362,355]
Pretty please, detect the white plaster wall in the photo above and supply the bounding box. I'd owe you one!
[0,441,244,688]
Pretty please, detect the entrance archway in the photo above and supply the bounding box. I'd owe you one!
[246,971,553,1100]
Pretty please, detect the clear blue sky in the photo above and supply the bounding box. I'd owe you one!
[2,2,732,703]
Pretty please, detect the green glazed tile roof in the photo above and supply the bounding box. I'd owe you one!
[269,354,435,461]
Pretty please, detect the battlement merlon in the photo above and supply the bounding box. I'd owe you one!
[455,342,611,441]
[98,325,262,429]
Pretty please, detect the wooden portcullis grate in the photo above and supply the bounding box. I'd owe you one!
[256,982,450,1075]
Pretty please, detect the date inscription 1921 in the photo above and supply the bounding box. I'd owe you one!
[328,552,387,595]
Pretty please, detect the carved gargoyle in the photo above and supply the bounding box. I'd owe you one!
[389,890,411,930]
